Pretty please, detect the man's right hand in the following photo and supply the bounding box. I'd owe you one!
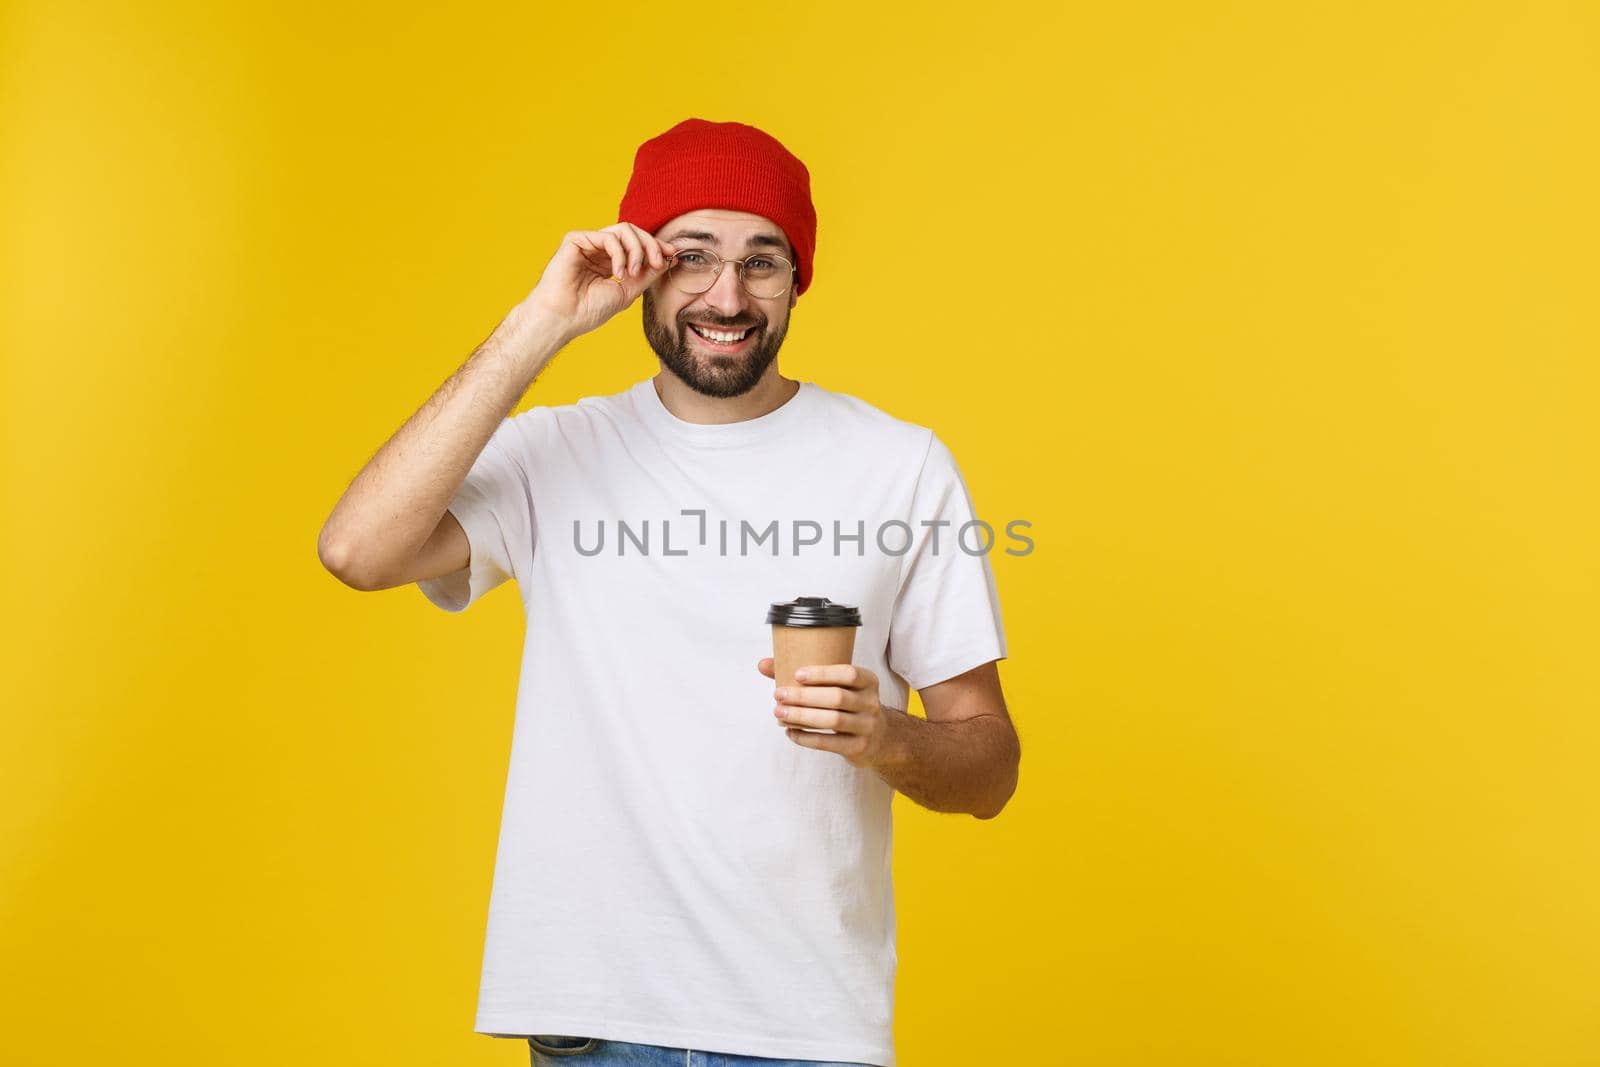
[521,223,679,344]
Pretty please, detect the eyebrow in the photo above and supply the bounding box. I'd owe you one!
[662,229,790,256]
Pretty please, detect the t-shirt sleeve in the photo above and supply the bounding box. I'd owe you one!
[885,431,1008,691]
[416,415,535,614]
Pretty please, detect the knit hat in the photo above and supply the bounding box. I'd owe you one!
[617,118,817,297]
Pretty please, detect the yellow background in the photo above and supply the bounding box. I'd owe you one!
[4,1,1597,1064]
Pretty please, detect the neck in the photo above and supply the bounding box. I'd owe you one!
[651,368,799,425]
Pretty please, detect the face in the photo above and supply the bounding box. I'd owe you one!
[642,208,800,399]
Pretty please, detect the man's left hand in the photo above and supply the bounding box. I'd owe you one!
[756,658,896,769]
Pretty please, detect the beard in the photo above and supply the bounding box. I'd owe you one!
[642,288,790,399]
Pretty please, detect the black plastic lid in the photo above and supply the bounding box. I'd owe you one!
[766,595,862,628]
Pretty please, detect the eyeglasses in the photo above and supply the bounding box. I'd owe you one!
[665,248,797,300]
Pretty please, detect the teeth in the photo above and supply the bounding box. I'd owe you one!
[691,324,750,344]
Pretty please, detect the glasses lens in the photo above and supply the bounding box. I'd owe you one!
[668,250,719,294]
[741,255,792,299]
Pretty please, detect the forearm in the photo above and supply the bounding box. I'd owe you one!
[318,302,568,587]
[872,707,1020,819]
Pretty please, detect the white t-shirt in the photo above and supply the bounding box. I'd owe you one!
[418,377,1007,1067]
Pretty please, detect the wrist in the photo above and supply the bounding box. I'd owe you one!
[496,301,572,363]
[871,704,915,773]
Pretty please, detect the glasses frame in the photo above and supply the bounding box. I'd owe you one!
[665,248,797,300]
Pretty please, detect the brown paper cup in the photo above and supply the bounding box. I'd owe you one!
[766,596,863,733]
[771,624,858,692]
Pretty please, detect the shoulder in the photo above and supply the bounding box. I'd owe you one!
[498,382,639,446]
[805,382,942,464]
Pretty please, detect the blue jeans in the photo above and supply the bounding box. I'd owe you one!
[526,1034,878,1066]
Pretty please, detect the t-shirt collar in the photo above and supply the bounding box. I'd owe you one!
[632,376,817,449]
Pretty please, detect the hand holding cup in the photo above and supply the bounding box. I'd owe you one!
[760,596,891,768]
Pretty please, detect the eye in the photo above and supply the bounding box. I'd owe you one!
[746,257,777,270]
[677,251,709,265]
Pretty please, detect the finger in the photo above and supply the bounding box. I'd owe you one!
[785,726,850,751]
[775,703,850,732]
[786,727,824,749]
[649,236,676,268]
[789,663,870,688]
[594,231,627,279]
[775,684,852,711]
[756,657,775,677]
[621,223,671,272]
[573,232,625,279]
[654,236,679,267]
[607,223,646,277]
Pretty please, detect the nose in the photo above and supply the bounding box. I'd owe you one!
[699,260,751,318]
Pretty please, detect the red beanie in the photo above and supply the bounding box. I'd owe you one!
[617,118,817,297]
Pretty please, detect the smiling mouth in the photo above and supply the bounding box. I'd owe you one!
[686,322,759,351]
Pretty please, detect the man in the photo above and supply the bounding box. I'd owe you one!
[318,118,1020,1067]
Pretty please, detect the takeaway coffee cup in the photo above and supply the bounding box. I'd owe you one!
[767,597,863,709]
